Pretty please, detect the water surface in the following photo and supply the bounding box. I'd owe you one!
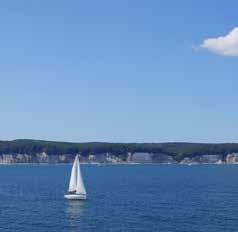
[0,164,238,231]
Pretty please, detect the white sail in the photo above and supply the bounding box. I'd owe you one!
[68,156,78,192]
[76,158,87,195]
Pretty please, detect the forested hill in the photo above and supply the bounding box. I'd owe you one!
[1,139,238,161]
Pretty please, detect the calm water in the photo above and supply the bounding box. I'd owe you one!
[0,164,238,232]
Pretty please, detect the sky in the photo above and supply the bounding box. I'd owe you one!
[0,0,238,143]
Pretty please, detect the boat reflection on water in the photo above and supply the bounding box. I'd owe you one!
[65,200,86,230]
[66,200,86,218]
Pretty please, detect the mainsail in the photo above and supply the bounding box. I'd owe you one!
[68,155,86,195]
[68,156,77,192]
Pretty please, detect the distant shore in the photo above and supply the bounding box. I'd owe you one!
[1,139,238,165]
[0,162,238,166]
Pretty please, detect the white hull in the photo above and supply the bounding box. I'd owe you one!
[64,194,87,200]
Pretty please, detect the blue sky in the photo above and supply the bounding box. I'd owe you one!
[0,0,238,143]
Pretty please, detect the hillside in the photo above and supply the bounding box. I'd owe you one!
[1,139,238,162]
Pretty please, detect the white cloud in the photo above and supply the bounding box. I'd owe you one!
[201,27,238,56]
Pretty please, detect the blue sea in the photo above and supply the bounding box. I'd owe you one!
[0,164,238,232]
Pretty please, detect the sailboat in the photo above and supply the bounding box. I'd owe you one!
[64,155,87,200]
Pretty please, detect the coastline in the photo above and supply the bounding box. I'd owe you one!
[0,162,237,166]
[0,150,238,165]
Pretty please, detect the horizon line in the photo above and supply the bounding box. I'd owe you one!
[1,138,238,145]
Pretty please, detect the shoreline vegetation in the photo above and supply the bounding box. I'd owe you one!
[0,139,238,164]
